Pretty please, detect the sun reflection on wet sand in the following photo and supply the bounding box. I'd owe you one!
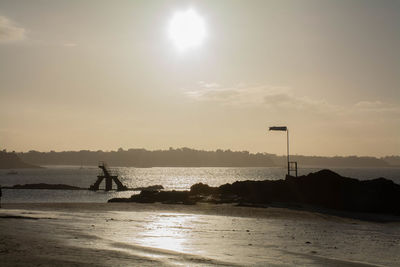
[135,213,198,253]
[39,206,400,266]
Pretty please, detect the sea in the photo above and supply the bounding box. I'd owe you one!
[1,166,400,266]
[1,166,400,203]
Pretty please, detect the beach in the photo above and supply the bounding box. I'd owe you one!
[1,203,399,266]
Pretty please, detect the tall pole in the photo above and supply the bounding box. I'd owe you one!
[287,129,290,176]
[268,126,290,175]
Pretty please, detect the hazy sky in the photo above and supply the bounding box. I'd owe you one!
[0,0,399,156]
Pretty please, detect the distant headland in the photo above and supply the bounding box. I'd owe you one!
[0,151,41,169]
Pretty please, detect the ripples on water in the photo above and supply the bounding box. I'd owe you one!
[1,166,399,203]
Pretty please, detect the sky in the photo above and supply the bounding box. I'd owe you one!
[0,0,399,157]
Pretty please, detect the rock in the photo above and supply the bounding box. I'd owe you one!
[190,183,217,195]
[8,183,82,190]
[109,190,194,204]
[217,169,400,215]
[109,169,400,216]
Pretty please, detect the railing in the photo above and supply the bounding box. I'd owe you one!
[288,161,298,177]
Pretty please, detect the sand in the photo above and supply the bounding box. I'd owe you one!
[1,203,399,266]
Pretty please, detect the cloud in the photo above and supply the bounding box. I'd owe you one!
[0,16,26,43]
[184,82,400,120]
[353,100,400,118]
[185,83,340,113]
[355,100,383,109]
[262,90,337,112]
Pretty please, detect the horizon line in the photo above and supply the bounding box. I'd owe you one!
[2,147,399,159]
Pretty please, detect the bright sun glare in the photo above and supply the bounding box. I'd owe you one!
[168,9,206,51]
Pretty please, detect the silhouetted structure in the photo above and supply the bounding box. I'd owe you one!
[269,126,298,176]
[89,162,127,191]
[288,161,298,177]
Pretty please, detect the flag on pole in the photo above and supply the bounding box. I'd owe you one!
[269,126,287,131]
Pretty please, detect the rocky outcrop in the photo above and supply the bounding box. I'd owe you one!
[218,170,400,214]
[189,183,217,195]
[5,183,82,190]
[108,170,400,215]
[109,190,195,205]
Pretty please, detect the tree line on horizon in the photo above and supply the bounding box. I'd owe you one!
[9,148,399,168]
[17,148,275,167]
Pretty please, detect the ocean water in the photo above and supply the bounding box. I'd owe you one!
[1,166,399,203]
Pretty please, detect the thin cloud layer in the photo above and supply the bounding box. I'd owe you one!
[185,83,400,118]
[185,83,339,113]
[354,100,400,115]
[0,16,26,43]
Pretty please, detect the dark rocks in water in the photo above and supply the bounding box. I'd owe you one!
[132,185,164,191]
[284,170,398,213]
[108,169,400,215]
[7,183,82,190]
[109,190,196,205]
[190,183,217,195]
[219,169,400,214]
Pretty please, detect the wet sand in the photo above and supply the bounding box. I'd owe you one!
[1,203,399,266]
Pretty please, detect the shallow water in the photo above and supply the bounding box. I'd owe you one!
[1,166,399,203]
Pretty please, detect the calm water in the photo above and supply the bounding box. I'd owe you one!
[1,166,399,203]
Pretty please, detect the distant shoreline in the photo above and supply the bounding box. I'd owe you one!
[15,148,400,168]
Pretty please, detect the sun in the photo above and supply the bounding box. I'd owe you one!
[168,9,206,51]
